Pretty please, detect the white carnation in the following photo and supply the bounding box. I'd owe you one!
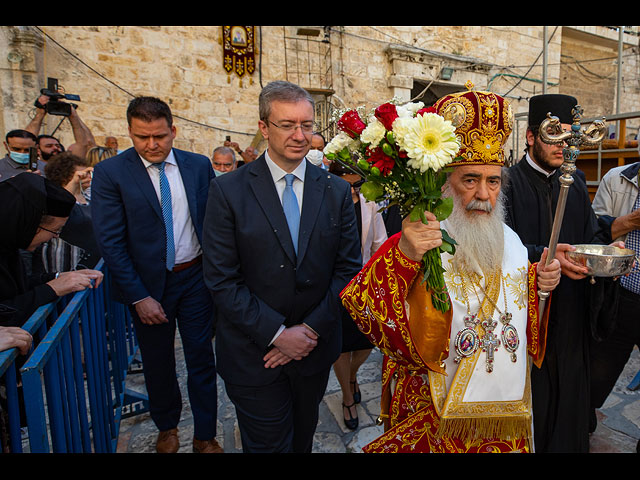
[324,131,356,156]
[360,118,387,146]
[396,101,425,118]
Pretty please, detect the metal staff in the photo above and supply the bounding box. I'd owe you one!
[537,106,607,306]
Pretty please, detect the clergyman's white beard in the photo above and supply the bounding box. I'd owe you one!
[444,191,506,276]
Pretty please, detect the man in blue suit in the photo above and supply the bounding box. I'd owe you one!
[203,81,362,453]
[91,97,220,453]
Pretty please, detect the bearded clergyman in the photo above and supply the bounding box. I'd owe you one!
[340,89,561,453]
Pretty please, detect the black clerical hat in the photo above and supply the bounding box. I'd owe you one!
[528,94,578,127]
[44,178,76,217]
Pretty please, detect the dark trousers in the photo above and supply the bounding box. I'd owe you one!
[131,263,217,441]
[224,364,331,453]
[589,287,640,430]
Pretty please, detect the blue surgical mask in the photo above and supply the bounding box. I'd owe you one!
[214,169,227,177]
[9,151,30,165]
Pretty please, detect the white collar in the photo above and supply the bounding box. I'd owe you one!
[139,149,177,169]
[525,151,555,178]
[264,149,306,183]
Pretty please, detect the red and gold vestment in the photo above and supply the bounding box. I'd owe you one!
[340,228,550,453]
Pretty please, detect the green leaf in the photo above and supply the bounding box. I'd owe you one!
[441,229,457,250]
[409,203,424,223]
[359,181,384,202]
[433,196,454,221]
[338,148,352,161]
[440,240,455,254]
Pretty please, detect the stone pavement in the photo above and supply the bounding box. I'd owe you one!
[116,335,640,454]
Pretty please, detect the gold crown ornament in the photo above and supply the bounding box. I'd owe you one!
[433,81,513,167]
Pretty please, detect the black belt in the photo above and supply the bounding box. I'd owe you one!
[171,255,202,272]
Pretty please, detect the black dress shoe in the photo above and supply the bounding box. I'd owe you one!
[343,402,358,430]
[350,380,361,404]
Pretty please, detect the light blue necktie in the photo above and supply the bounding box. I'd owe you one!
[282,173,300,254]
[153,162,175,270]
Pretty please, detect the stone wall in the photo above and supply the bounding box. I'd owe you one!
[0,26,637,162]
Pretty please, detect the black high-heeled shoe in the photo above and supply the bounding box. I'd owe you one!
[342,401,358,430]
[350,380,361,404]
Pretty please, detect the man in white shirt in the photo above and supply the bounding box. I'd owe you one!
[91,96,221,454]
[202,81,362,453]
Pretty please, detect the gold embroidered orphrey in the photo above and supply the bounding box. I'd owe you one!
[432,262,532,443]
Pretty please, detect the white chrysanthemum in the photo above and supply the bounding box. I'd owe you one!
[391,116,415,146]
[325,131,357,156]
[360,118,386,146]
[396,101,425,118]
[395,113,459,172]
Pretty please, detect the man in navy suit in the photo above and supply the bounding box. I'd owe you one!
[203,81,362,453]
[91,97,220,453]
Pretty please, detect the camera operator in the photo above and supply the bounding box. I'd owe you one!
[25,93,96,161]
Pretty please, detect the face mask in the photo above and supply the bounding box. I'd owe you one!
[9,151,30,165]
[306,149,324,166]
[214,169,227,177]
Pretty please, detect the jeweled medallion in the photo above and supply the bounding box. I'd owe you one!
[454,314,479,363]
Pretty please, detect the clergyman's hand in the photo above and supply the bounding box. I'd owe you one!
[397,211,442,262]
[554,243,589,280]
[537,248,561,292]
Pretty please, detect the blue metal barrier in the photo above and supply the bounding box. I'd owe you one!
[0,260,148,453]
[0,302,56,452]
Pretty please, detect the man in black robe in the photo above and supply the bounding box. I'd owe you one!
[504,94,611,453]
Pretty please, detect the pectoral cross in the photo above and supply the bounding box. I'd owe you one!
[480,318,501,373]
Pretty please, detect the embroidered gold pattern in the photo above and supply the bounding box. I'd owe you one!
[505,266,527,310]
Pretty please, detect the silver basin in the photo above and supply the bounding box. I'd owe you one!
[565,244,635,278]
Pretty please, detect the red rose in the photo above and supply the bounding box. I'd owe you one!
[374,103,399,130]
[337,110,366,138]
[366,147,395,176]
[417,106,437,116]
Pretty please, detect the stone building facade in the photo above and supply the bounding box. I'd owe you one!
[1,26,638,174]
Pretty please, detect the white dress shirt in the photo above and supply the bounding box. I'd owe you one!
[264,150,308,345]
[264,149,306,213]
[139,149,202,265]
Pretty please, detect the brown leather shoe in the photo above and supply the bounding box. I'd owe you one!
[156,428,179,453]
[193,438,224,453]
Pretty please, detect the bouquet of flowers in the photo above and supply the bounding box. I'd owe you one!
[324,99,461,312]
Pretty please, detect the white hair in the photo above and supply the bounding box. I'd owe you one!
[443,185,506,276]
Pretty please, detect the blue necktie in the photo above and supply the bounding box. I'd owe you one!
[153,162,175,270]
[621,189,640,295]
[282,173,300,254]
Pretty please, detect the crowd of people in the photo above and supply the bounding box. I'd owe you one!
[0,79,638,454]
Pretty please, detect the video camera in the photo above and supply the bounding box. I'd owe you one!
[36,77,81,117]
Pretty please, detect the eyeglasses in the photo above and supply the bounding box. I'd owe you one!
[268,120,316,135]
[38,225,63,237]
